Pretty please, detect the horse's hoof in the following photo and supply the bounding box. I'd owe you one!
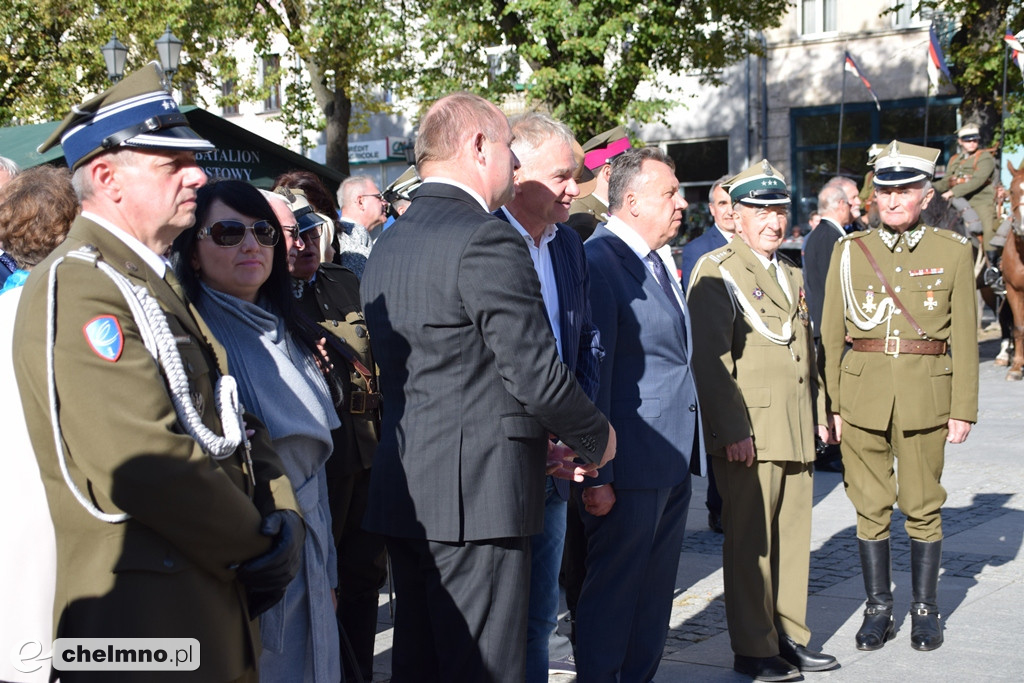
[1006,371,1023,382]
[995,357,1010,366]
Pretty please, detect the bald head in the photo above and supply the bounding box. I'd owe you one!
[414,92,518,210]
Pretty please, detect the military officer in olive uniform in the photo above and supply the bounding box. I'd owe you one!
[820,141,978,653]
[688,161,837,682]
[932,124,997,256]
[13,64,302,683]
[272,186,386,682]
[566,126,632,241]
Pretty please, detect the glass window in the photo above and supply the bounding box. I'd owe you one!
[263,55,281,112]
[664,138,730,244]
[221,80,239,116]
[789,97,960,224]
[892,0,921,27]
[801,0,836,35]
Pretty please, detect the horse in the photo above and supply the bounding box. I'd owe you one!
[1001,160,1024,381]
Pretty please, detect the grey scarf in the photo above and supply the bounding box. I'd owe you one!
[196,284,339,446]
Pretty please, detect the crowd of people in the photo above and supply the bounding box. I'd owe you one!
[0,61,986,683]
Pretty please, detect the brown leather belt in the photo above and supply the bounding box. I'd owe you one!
[349,390,382,415]
[851,338,948,356]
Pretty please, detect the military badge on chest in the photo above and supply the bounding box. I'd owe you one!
[798,287,810,326]
[863,286,877,313]
[753,286,764,300]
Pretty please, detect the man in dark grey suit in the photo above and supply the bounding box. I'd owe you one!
[802,176,861,340]
[681,175,737,291]
[576,147,704,682]
[360,92,616,683]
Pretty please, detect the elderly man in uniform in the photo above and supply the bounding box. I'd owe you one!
[932,124,997,260]
[688,160,838,682]
[821,141,978,652]
[13,64,302,683]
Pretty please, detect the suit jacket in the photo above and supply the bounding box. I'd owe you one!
[12,216,298,682]
[360,183,610,542]
[494,210,603,500]
[681,225,729,292]
[801,217,846,338]
[820,225,978,431]
[584,223,703,489]
[688,238,824,462]
[296,262,378,477]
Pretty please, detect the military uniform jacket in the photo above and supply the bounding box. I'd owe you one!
[566,193,609,241]
[13,216,299,682]
[688,239,824,461]
[933,150,996,216]
[296,262,378,478]
[819,224,979,431]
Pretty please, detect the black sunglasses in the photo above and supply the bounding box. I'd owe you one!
[198,220,280,247]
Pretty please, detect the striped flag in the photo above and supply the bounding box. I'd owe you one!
[844,51,881,111]
[927,25,952,89]
[1006,30,1024,76]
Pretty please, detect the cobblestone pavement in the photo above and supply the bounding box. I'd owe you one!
[372,337,1024,682]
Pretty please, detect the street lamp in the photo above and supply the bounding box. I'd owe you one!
[155,25,183,84]
[101,33,128,83]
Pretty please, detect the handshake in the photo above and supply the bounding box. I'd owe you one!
[235,509,306,617]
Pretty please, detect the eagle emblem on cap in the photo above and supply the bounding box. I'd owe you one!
[762,159,773,176]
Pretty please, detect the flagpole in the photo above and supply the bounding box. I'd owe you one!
[1002,16,1011,153]
[838,53,847,175]
[924,81,931,146]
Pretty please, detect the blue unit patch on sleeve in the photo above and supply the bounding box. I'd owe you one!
[83,315,124,362]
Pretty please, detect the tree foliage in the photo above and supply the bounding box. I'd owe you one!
[3,0,793,172]
[916,0,1023,148]
[0,0,408,175]
[410,0,791,139]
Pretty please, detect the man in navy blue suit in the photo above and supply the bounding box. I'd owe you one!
[577,147,705,681]
[681,175,737,290]
[679,175,736,534]
[496,112,603,682]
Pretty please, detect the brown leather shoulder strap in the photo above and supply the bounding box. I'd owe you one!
[852,237,931,340]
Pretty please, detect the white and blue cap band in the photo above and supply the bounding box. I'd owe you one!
[38,62,214,170]
[872,140,940,187]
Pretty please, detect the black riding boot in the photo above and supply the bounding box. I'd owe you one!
[910,538,944,651]
[856,538,894,650]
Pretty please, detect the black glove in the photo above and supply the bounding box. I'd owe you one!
[246,587,287,618]
[236,509,305,595]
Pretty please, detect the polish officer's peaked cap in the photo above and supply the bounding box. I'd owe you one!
[725,159,791,206]
[38,61,214,171]
[872,140,940,187]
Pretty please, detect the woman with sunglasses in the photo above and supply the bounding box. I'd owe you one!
[170,180,341,683]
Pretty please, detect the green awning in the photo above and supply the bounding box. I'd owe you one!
[0,119,64,169]
[0,106,343,193]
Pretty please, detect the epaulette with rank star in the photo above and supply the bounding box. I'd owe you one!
[839,228,871,243]
[707,246,735,264]
[929,226,969,244]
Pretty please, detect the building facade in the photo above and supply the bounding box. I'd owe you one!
[204,1,962,228]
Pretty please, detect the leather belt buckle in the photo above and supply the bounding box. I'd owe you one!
[350,390,367,414]
[884,335,901,357]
